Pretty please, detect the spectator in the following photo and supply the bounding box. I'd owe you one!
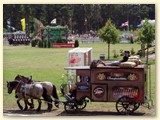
[105,51,130,66]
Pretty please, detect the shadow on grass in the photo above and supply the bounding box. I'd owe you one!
[58,110,145,116]
[3,109,57,116]
[3,109,145,116]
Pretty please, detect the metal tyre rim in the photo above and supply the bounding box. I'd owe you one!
[78,100,87,110]
[64,101,78,113]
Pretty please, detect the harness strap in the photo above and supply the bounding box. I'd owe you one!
[15,81,22,93]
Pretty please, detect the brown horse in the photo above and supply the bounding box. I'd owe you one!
[14,75,59,108]
[14,75,34,109]
[7,80,52,111]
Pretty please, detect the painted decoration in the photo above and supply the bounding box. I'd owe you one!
[68,48,92,66]
[96,73,106,80]
[113,87,138,98]
[128,73,137,80]
[93,86,104,98]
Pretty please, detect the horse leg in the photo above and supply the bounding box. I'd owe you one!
[42,87,53,111]
[36,99,42,112]
[27,99,34,109]
[52,84,59,108]
[47,96,53,112]
[23,99,28,111]
[17,98,23,110]
[30,99,34,109]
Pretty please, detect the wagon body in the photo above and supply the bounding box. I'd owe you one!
[75,65,147,104]
[64,64,150,114]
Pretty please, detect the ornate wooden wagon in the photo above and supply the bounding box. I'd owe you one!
[63,64,153,114]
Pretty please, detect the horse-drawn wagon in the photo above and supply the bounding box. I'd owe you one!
[62,63,153,114]
[6,62,154,115]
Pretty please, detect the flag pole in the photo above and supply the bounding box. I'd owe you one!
[127,20,129,31]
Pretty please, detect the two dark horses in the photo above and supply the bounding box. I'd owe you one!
[7,75,59,112]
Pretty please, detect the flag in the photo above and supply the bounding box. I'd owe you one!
[21,18,26,31]
[7,18,11,25]
[51,18,56,24]
[7,18,11,32]
[84,18,87,26]
[121,21,129,26]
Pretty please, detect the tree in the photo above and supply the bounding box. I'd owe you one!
[135,27,146,57]
[136,19,155,64]
[98,19,121,60]
[142,19,155,64]
[3,4,155,33]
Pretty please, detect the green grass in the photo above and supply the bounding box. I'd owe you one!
[3,43,155,110]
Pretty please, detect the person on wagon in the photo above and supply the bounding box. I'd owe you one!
[105,51,130,66]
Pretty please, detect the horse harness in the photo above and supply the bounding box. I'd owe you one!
[15,81,23,93]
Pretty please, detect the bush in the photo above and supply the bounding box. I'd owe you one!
[31,39,39,47]
[74,40,79,47]
[3,28,8,33]
[56,38,63,43]
[120,49,123,56]
[112,50,118,58]
[130,37,134,44]
[31,40,36,47]
[38,40,43,48]
[47,40,52,48]
[43,40,47,48]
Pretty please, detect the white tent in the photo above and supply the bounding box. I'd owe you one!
[141,19,155,25]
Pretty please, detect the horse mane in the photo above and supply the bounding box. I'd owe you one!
[14,74,34,84]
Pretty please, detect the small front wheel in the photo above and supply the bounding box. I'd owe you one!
[77,99,88,110]
[64,101,78,113]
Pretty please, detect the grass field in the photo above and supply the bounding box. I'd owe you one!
[3,42,156,110]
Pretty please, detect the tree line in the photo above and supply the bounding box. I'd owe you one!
[3,4,155,34]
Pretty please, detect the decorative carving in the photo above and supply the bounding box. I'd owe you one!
[97,73,106,80]
[128,73,137,80]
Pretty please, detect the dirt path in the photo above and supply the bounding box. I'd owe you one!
[3,102,156,116]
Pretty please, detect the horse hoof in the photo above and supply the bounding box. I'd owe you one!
[36,109,40,112]
[47,109,52,112]
[20,107,23,110]
[30,106,34,109]
[23,108,28,111]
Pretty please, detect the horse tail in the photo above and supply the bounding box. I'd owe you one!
[42,87,48,101]
[52,84,59,108]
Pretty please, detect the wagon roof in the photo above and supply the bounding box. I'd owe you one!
[64,64,146,70]
[64,66,90,70]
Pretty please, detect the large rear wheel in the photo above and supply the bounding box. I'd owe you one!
[116,96,138,115]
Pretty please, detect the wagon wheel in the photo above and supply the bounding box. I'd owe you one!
[77,99,87,110]
[133,103,140,111]
[64,101,78,113]
[116,96,137,115]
